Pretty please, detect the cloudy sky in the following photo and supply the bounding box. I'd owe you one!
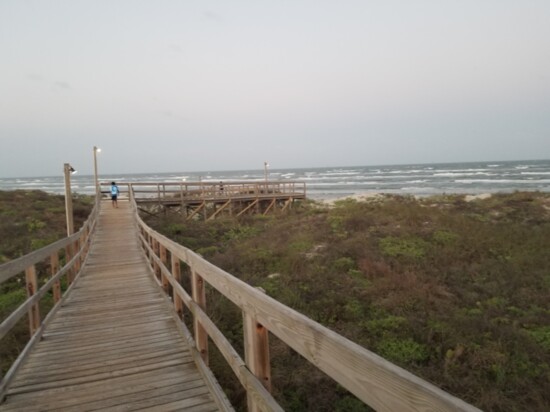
[1,1,549,177]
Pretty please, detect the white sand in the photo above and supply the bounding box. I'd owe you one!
[320,192,386,206]
[318,192,494,206]
[464,193,492,202]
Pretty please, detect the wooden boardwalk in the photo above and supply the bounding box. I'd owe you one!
[0,201,222,411]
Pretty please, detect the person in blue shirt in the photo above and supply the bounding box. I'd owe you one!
[110,181,120,208]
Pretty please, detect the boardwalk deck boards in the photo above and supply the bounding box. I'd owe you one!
[0,201,221,411]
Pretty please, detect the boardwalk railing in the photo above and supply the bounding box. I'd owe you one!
[101,181,306,203]
[130,190,480,412]
[0,199,100,396]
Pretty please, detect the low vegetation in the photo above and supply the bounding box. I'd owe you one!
[144,192,550,412]
[1,190,548,411]
[0,190,93,375]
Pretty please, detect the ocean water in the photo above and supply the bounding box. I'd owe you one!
[1,160,549,201]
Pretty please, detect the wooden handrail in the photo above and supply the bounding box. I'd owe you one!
[100,181,306,202]
[0,198,100,394]
[129,189,480,412]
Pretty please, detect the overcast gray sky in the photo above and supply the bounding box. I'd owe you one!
[1,1,549,177]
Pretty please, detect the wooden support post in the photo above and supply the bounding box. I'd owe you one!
[148,235,154,271]
[73,239,81,274]
[186,201,206,221]
[243,311,272,412]
[82,226,89,256]
[236,199,259,217]
[80,232,86,263]
[282,197,293,212]
[145,232,151,259]
[207,200,231,221]
[50,253,61,303]
[25,265,40,335]
[159,245,169,294]
[263,198,276,215]
[65,244,74,284]
[153,239,161,280]
[191,269,209,364]
[171,254,184,319]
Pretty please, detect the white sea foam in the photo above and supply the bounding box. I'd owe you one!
[2,160,549,198]
[521,172,550,175]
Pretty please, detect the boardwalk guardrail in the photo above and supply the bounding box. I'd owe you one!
[103,181,306,201]
[129,189,480,412]
[0,198,100,397]
[103,181,306,220]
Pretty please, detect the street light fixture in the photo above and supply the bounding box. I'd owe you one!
[93,146,101,198]
[64,163,77,236]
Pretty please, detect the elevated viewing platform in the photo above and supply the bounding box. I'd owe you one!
[101,181,306,219]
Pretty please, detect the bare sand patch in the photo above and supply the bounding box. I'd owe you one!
[464,193,492,202]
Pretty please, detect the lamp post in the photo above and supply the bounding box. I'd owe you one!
[264,161,269,183]
[64,163,77,236]
[93,146,101,198]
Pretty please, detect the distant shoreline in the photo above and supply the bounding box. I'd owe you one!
[1,160,549,199]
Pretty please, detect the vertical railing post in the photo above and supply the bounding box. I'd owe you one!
[80,232,86,261]
[74,238,81,274]
[171,254,184,319]
[153,239,160,280]
[144,231,150,259]
[191,269,208,364]
[25,265,40,335]
[159,244,169,294]
[50,252,61,303]
[150,237,156,270]
[243,311,272,412]
[65,244,74,284]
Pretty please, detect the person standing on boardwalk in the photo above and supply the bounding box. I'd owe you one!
[110,181,120,208]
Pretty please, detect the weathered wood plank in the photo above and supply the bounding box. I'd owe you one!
[20,338,182,368]
[1,378,204,412]
[5,365,189,403]
[21,332,180,361]
[16,347,191,378]
[12,352,192,386]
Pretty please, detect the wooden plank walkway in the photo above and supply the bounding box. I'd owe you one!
[0,201,221,411]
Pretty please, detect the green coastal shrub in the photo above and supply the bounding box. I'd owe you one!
[0,289,26,317]
[140,192,550,412]
[332,257,356,272]
[365,315,407,336]
[196,246,219,258]
[167,223,185,235]
[432,229,459,245]
[376,337,430,364]
[379,236,428,259]
[288,239,313,253]
[27,218,46,233]
[527,326,550,351]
